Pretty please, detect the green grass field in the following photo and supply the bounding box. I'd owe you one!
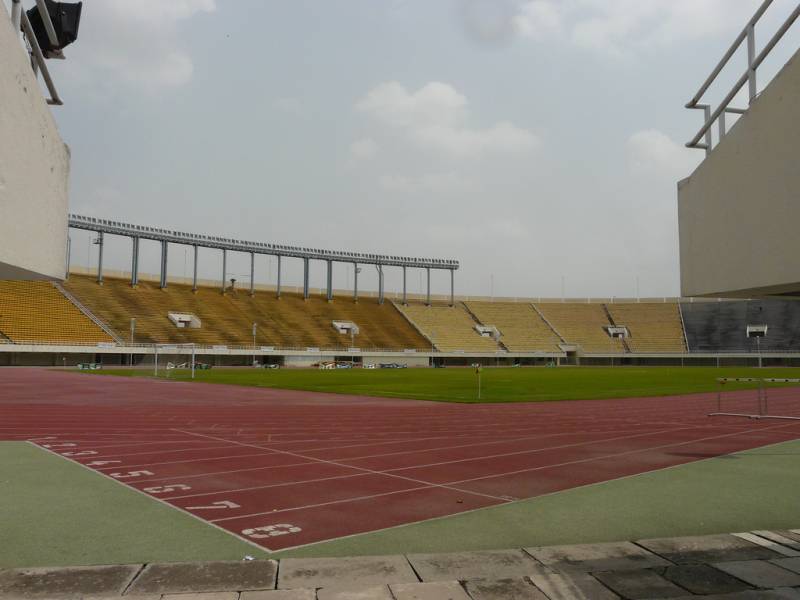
[93,366,800,403]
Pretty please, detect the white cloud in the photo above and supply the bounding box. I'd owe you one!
[512,0,760,55]
[356,81,538,158]
[627,129,701,178]
[62,0,216,92]
[349,138,379,161]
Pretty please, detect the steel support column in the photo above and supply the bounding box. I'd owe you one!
[450,269,454,307]
[276,255,282,299]
[96,231,104,284]
[221,249,227,293]
[249,252,255,296]
[303,257,310,299]
[326,260,333,301]
[130,237,139,287]
[402,266,407,305]
[425,267,431,306]
[192,245,198,292]
[377,265,384,305]
[353,263,359,302]
[159,240,168,289]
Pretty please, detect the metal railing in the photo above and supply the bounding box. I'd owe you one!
[9,0,64,105]
[686,0,799,154]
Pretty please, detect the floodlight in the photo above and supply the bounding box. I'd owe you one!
[26,0,82,58]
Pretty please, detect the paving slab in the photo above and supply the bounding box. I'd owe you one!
[659,564,751,595]
[127,560,277,595]
[772,556,800,575]
[279,555,416,590]
[525,541,670,572]
[637,534,780,564]
[670,589,800,600]
[526,568,619,600]
[407,550,540,582]
[241,590,316,600]
[733,532,800,557]
[592,569,688,599]
[712,560,800,588]
[0,564,141,599]
[161,594,239,600]
[390,581,471,600]
[316,585,394,600]
[463,576,548,600]
[750,531,800,552]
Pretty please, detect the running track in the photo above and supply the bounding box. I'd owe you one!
[1,368,799,552]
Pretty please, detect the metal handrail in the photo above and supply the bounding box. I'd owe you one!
[686,0,799,153]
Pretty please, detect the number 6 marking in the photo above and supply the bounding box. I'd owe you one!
[110,470,154,479]
[143,484,191,494]
[242,524,301,539]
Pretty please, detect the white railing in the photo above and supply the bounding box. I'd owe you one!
[9,0,64,105]
[686,0,799,154]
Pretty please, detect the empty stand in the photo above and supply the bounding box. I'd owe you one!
[62,275,430,350]
[396,302,501,352]
[0,281,113,344]
[535,303,625,353]
[466,302,562,352]
[606,303,686,353]
[682,300,800,353]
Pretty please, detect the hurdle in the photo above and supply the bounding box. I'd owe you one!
[710,377,800,420]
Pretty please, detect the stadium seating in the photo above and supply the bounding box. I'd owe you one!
[535,303,625,353]
[62,275,431,350]
[396,302,502,352]
[606,303,687,353]
[465,302,562,352]
[681,300,800,353]
[0,280,113,344]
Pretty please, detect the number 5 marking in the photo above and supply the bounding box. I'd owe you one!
[242,524,301,539]
[185,500,240,510]
[143,484,191,494]
[110,470,154,479]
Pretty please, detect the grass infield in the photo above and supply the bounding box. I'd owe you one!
[93,366,800,403]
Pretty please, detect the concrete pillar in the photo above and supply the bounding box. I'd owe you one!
[192,245,198,292]
[450,269,454,307]
[402,266,407,305]
[303,257,310,299]
[130,237,139,287]
[65,235,71,280]
[276,255,281,299]
[377,265,384,305]
[353,262,359,302]
[159,240,168,289]
[326,260,333,301]
[250,252,255,296]
[221,248,227,293]
[426,267,431,306]
[96,231,104,284]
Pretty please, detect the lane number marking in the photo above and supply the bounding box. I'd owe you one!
[86,460,122,467]
[242,524,301,539]
[42,443,76,448]
[143,484,191,494]
[185,500,240,510]
[62,450,97,457]
[109,470,154,479]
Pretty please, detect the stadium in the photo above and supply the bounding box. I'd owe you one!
[2,1,800,598]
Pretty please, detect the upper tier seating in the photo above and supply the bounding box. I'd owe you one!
[681,300,800,353]
[535,303,625,353]
[465,302,562,352]
[606,303,686,353]
[0,281,113,344]
[62,275,430,350]
[396,301,502,352]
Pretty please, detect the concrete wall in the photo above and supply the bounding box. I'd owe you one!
[0,4,69,280]
[678,48,800,298]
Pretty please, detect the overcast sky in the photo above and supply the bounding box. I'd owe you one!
[24,0,800,298]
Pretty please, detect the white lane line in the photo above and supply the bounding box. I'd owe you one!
[171,429,512,504]
[208,421,800,524]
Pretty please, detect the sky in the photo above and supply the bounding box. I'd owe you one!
[17,0,800,299]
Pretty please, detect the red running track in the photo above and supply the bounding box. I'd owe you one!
[1,367,799,551]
